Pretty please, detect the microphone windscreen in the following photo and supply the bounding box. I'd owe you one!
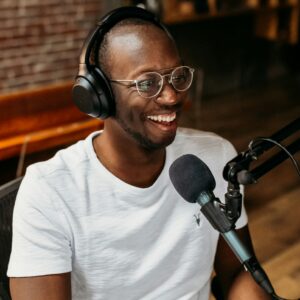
[169,154,216,203]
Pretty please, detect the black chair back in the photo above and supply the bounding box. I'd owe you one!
[0,177,22,300]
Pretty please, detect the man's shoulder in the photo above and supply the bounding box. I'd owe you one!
[170,127,236,163]
[26,131,98,184]
[174,127,232,148]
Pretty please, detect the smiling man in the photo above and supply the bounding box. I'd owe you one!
[8,6,271,300]
[93,16,189,188]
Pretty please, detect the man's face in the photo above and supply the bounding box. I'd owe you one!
[107,24,187,150]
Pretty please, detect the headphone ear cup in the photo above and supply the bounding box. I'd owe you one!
[72,67,114,119]
[93,66,115,118]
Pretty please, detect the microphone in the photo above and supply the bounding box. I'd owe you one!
[169,154,275,296]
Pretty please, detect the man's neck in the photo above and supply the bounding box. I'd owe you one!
[93,129,166,188]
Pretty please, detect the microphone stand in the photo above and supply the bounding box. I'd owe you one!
[222,118,300,226]
[224,117,300,186]
[237,138,300,185]
[251,117,300,154]
[222,136,299,228]
[221,118,300,299]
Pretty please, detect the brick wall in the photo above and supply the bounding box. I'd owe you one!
[0,0,111,93]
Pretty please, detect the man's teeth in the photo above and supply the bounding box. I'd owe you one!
[147,113,176,123]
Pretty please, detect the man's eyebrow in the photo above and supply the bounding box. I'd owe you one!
[156,66,181,73]
[134,64,183,76]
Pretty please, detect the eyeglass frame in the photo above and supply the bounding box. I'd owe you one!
[109,65,195,99]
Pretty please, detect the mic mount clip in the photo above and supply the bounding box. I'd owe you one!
[222,117,300,225]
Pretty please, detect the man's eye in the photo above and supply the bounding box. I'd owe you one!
[172,74,187,84]
[137,79,155,92]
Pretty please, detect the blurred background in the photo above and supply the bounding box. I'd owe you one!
[0,0,299,298]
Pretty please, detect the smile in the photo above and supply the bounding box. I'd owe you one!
[146,112,176,123]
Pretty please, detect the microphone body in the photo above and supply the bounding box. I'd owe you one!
[197,190,251,263]
[196,190,274,294]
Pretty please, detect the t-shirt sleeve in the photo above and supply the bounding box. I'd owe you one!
[7,167,72,277]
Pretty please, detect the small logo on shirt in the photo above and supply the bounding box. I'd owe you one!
[193,212,201,226]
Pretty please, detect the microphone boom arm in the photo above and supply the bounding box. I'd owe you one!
[224,117,300,185]
[238,137,300,185]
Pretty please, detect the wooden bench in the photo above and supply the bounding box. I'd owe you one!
[0,81,104,161]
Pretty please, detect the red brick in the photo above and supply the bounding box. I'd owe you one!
[0,0,105,93]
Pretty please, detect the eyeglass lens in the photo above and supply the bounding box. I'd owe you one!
[136,66,194,98]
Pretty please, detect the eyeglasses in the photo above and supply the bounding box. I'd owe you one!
[110,66,195,99]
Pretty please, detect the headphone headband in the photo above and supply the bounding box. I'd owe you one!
[80,7,163,67]
[99,6,160,30]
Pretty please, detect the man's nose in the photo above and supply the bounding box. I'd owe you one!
[155,77,178,105]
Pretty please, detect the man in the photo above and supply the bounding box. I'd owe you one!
[8,6,271,300]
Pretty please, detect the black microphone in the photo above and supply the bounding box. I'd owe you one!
[169,154,275,296]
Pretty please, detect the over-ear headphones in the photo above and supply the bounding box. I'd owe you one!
[72,6,172,119]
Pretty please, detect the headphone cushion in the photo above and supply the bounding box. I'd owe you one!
[72,70,113,119]
[93,67,114,117]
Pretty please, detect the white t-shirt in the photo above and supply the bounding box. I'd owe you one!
[8,128,247,300]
